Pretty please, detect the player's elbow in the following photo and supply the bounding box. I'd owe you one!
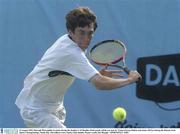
[94,83,106,90]
[90,74,109,90]
[94,81,116,90]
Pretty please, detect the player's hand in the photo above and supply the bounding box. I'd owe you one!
[128,70,142,82]
[99,66,124,78]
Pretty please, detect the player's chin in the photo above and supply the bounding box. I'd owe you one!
[80,44,89,49]
[81,46,88,51]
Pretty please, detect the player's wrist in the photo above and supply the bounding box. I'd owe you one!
[127,77,136,84]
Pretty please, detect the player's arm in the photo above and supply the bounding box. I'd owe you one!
[90,70,141,90]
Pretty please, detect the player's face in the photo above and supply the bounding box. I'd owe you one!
[69,23,94,51]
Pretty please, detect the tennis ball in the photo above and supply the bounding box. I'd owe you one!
[112,107,126,122]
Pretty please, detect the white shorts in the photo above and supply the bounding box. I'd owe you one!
[20,107,66,128]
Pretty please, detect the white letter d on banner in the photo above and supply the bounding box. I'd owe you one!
[146,64,162,86]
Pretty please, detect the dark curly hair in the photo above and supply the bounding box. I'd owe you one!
[66,7,98,32]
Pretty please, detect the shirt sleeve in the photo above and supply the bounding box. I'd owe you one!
[63,51,99,81]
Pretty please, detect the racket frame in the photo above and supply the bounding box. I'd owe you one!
[89,40,130,74]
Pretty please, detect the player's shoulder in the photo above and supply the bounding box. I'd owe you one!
[55,34,79,51]
[48,34,84,59]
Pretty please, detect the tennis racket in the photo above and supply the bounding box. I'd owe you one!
[89,40,130,74]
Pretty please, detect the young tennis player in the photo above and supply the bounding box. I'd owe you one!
[15,7,141,128]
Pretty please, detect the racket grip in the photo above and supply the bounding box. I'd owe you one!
[124,67,142,82]
[123,66,130,74]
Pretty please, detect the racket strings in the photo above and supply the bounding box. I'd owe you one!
[90,42,125,64]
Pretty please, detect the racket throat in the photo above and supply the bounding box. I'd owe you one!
[108,65,130,74]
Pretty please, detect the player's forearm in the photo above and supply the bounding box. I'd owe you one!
[91,74,135,90]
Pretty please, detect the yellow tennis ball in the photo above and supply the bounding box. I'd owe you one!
[113,107,127,122]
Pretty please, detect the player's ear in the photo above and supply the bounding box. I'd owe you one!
[68,30,73,37]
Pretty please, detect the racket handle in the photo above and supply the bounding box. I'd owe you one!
[124,67,142,82]
[123,66,130,74]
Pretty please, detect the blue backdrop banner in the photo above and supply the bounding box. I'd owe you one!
[0,0,180,128]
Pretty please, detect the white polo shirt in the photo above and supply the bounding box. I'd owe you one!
[15,34,99,111]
